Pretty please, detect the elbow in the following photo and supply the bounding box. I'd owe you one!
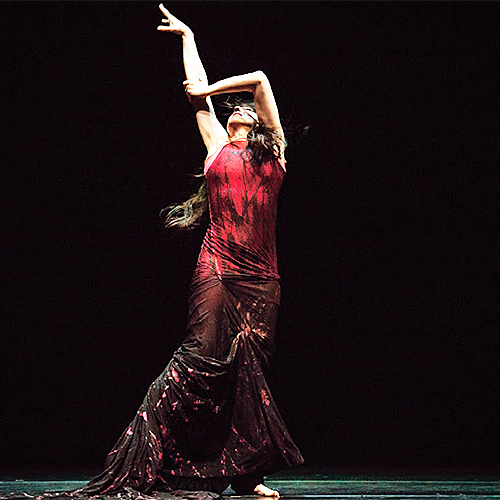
[253,70,267,83]
[250,71,270,93]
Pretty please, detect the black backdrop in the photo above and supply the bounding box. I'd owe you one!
[2,1,499,473]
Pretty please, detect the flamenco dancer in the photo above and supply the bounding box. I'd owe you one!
[81,5,304,497]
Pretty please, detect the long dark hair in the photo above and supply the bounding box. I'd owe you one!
[161,97,285,230]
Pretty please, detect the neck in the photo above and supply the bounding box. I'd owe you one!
[227,123,251,142]
[228,132,248,142]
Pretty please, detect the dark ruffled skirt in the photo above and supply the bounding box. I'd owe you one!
[81,266,303,496]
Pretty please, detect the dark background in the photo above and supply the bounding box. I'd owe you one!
[2,1,499,474]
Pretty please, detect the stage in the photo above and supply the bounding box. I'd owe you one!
[3,4,499,500]
[1,470,499,499]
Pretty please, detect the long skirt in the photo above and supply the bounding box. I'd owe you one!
[82,264,304,495]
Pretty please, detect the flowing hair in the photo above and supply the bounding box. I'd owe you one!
[161,97,286,231]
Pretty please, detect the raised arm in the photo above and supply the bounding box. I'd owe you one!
[157,5,227,156]
[184,71,285,147]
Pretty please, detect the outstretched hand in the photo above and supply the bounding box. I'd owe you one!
[157,4,192,35]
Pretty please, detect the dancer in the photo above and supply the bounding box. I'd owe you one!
[82,5,303,497]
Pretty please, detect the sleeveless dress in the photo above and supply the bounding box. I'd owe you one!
[82,140,304,496]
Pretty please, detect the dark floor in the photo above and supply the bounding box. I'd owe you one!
[1,470,499,499]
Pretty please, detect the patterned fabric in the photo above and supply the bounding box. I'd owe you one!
[82,140,303,495]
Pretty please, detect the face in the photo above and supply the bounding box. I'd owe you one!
[227,105,258,127]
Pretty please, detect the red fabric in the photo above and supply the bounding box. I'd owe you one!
[199,140,284,279]
[82,141,303,496]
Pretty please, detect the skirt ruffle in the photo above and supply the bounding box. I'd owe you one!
[82,269,304,495]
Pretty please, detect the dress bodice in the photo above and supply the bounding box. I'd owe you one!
[199,140,285,278]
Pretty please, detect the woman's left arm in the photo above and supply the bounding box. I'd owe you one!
[184,71,284,139]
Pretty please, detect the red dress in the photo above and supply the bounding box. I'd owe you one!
[83,140,304,495]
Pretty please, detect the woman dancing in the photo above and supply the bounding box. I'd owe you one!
[82,5,303,497]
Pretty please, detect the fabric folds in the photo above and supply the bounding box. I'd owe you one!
[79,140,303,496]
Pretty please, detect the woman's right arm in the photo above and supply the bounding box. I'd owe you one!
[157,4,227,156]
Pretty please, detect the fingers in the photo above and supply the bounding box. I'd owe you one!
[158,4,172,26]
[157,19,171,31]
[159,3,169,17]
[183,81,196,98]
[183,81,193,101]
[157,4,191,36]
[159,4,179,24]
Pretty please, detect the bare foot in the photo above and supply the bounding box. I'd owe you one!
[254,484,280,498]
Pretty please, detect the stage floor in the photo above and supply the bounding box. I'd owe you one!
[1,470,499,499]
